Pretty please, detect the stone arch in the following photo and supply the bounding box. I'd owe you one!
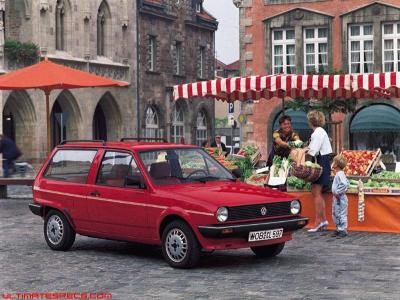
[3,91,36,160]
[51,90,81,146]
[97,0,112,58]
[93,92,122,141]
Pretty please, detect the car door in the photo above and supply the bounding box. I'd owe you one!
[37,148,97,231]
[86,150,149,239]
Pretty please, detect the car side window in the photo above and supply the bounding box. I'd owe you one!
[44,149,97,183]
[96,151,141,188]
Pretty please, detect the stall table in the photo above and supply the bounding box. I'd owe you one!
[290,192,400,234]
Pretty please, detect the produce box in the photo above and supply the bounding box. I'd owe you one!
[246,174,268,187]
[339,149,381,177]
[371,171,400,183]
[232,145,261,166]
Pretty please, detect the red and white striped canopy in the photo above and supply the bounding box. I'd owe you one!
[352,72,400,98]
[173,74,353,102]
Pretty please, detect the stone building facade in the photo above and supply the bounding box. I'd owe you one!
[138,0,217,146]
[235,0,400,161]
[0,0,217,165]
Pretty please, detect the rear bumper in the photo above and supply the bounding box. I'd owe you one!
[29,203,43,217]
[198,216,309,238]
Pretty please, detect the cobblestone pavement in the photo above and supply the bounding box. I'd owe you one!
[0,188,399,300]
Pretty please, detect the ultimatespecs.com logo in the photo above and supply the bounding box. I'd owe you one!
[1,292,112,300]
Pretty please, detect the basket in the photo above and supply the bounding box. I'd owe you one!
[291,162,323,183]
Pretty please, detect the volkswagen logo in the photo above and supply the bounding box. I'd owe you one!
[260,206,267,216]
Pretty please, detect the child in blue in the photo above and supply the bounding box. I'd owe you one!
[331,155,350,238]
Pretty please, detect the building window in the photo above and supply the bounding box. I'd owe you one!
[97,1,111,57]
[145,106,160,139]
[172,104,185,143]
[196,111,208,146]
[304,27,328,74]
[198,46,205,78]
[148,36,156,71]
[382,23,400,72]
[349,24,374,74]
[173,41,183,75]
[55,0,66,51]
[272,29,296,74]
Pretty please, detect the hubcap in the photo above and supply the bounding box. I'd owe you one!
[165,228,188,263]
[46,215,64,245]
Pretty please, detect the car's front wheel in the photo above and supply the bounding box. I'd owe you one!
[44,210,76,251]
[161,220,200,269]
[251,242,285,258]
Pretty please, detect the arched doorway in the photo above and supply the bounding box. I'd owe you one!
[93,104,107,140]
[92,93,122,141]
[51,91,81,147]
[2,91,36,160]
[350,104,400,159]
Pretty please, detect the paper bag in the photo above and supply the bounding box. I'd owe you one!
[290,148,306,165]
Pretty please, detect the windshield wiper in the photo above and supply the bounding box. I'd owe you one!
[191,176,235,183]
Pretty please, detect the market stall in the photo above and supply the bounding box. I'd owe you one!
[174,73,400,234]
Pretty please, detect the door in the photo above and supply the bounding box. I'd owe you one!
[87,150,148,239]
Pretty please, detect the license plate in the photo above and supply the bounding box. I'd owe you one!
[248,228,283,242]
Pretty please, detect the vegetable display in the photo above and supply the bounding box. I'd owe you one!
[340,150,379,177]
[237,145,258,156]
[371,171,400,180]
[288,140,304,148]
[364,181,400,188]
[287,176,312,190]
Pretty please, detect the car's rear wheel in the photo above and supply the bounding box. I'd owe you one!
[251,242,285,258]
[161,220,200,269]
[44,210,76,251]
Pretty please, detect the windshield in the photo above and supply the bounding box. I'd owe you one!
[139,148,235,186]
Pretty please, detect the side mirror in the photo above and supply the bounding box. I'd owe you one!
[232,168,242,179]
[125,175,146,189]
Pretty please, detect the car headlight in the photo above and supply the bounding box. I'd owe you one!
[290,200,301,215]
[216,207,229,222]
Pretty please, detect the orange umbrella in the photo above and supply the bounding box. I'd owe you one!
[0,58,128,151]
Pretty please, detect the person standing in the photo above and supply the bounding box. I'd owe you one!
[331,155,350,238]
[306,111,333,232]
[211,135,227,155]
[0,134,22,178]
[267,115,300,166]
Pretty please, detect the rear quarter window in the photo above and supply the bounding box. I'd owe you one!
[44,149,97,183]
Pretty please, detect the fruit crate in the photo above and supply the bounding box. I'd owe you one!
[338,149,381,177]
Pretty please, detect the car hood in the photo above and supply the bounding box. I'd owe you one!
[156,180,295,208]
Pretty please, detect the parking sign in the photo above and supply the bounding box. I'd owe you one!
[228,103,234,114]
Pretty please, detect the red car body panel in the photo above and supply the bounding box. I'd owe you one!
[32,141,308,251]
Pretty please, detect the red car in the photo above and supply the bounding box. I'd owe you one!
[29,140,308,268]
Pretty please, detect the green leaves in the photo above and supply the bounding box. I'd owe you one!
[4,40,39,65]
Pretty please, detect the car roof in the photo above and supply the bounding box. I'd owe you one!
[56,141,200,152]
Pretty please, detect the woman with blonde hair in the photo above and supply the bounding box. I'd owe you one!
[306,110,333,232]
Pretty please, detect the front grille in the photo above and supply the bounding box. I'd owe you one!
[228,201,291,221]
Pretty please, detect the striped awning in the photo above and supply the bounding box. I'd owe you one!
[352,72,400,98]
[173,74,353,101]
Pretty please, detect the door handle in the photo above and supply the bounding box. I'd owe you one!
[89,191,100,197]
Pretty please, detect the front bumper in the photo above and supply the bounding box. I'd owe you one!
[29,203,43,217]
[198,216,309,238]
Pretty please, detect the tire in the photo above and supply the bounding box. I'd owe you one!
[44,210,76,251]
[251,242,285,258]
[161,220,200,269]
